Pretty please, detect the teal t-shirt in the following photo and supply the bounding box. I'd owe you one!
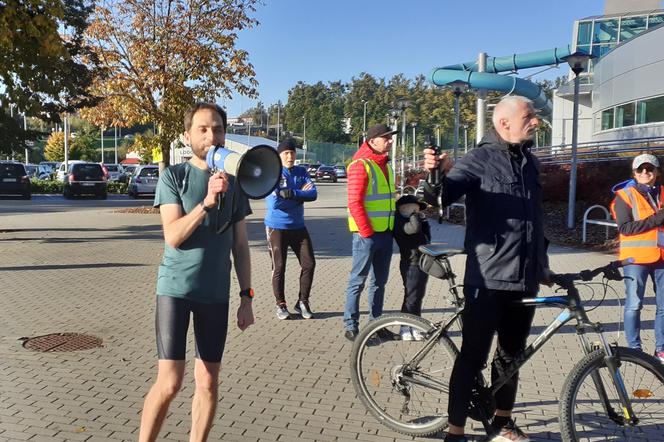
[154,162,252,303]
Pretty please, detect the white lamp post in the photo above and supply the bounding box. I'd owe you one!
[562,51,595,229]
[362,100,368,141]
[411,121,417,168]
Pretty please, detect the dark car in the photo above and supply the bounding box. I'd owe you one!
[307,164,321,178]
[315,165,337,183]
[63,162,107,199]
[0,162,31,199]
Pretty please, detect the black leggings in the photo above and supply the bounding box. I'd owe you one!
[266,227,316,304]
[155,296,229,363]
[447,287,536,427]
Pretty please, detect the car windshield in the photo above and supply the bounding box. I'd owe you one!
[139,168,159,178]
[25,165,37,174]
[73,164,103,178]
[105,165,119,172]
[319,166,334,171]
[0,163,26,177]
[335,166,345,170]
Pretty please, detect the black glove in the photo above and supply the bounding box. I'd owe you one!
[279,189,295,199]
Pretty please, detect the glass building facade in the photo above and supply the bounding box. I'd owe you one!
[575,11,664,66]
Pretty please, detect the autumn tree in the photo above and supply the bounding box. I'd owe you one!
[81,0,260,166]
[0,0,101,156]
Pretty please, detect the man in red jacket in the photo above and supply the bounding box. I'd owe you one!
[343,124,397,341]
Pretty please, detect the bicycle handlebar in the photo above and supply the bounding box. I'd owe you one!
[551,258,634,289]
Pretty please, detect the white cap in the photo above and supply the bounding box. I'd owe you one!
[632,154,660,170]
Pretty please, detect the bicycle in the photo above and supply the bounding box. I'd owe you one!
[350,244,664,441]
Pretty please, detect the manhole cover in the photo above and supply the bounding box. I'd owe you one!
[22,333,103,352]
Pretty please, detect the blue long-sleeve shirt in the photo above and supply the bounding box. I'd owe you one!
[264,165,317,229]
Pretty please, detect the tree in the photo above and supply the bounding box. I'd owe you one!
[0,0,101,156]
[81,0,260,166]
[43,128,97,161]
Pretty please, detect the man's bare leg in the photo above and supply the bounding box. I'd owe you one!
[190,358,221,442]
[139,360,186,442]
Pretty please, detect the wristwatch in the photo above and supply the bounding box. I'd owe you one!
[239,288,254,299]
[200,201,213,212]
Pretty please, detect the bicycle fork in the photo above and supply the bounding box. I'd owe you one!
[578,323,639,426]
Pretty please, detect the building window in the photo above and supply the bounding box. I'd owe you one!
[601,108,614,130]
[648,13,664,29]
[593,19,619,44]
[577,21,593,45]
[615,103,636,128]
[636,96,664,124]
[620,16,647,41]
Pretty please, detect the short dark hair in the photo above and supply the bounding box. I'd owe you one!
[184,102,227,132]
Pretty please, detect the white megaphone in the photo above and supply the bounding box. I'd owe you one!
[205,144,281,199]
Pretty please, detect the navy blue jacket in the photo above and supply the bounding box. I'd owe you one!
[424,130,548,293]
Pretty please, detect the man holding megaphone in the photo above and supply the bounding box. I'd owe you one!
[139,103,254,442]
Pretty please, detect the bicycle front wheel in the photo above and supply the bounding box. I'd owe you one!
[350,313,458,437]
[560,346,664,441]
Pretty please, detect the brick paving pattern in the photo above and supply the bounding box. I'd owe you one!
[0,185,660,441]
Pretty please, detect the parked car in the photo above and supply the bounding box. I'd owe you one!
[307,164,321,179]
[123,164,138,178]
[127,165,159,198]
[39,161,59,173]
[316,165,338,183]
[56,160,85,182]
[63,162,107,199]
[103,163,126,182]
[334,165,347,179]
[25,164,52,180]
[0,162,31,199]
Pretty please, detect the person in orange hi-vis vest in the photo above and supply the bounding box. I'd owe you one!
[611,153,664,364]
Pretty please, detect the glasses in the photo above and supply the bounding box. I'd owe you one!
[635,165,656,174]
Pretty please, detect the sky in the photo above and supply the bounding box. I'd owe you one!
[221,0,609,117]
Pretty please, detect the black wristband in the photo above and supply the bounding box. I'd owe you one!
[239,288,254,299]
[200,201,213,213]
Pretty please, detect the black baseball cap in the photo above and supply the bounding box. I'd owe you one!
[366,124,398,140]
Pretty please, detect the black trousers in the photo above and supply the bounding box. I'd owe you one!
[447,287,536,427]
[266,226,316,305]
[399,261,429,316]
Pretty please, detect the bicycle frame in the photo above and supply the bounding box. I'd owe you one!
[399,272,640,427]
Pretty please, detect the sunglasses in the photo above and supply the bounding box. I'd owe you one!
[635,165,656,174]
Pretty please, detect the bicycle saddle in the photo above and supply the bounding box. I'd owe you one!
[418,244,465,258]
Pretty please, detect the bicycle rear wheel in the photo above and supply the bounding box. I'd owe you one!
[349,313,458,437]
[559,347,664,441]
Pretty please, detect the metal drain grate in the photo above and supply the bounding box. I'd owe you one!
[22,333,103,352]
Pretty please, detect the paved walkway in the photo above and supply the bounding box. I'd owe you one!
[0,188,659,441]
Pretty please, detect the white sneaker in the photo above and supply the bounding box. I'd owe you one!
[411,329,426,341]
[400,326,414,341]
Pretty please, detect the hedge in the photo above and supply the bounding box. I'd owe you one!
[30,179,128,195]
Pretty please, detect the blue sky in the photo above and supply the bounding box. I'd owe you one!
[222,0,608,117]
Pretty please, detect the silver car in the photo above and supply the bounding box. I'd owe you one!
[127,165,159,198]
[103,164,125,182]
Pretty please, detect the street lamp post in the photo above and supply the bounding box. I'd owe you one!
[276,101,281,144]
[23,113,28,164]
[395,99,410,188]
[562,51,595,229]
[447,80,469,161]
[411,121,417,168]
[362,100,368,141]
[463,124,468,153]
[389,108,400,184]
[303,115,307,162]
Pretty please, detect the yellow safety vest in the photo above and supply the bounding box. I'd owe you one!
[347,158,395,232]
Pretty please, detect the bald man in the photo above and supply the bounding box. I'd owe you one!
[422,95,549,442]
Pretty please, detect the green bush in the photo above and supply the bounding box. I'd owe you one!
[107,182,128,194]
[30,179,63,193]
[29,179,128,194]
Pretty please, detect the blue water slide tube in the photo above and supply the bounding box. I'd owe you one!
[428,46,573,114]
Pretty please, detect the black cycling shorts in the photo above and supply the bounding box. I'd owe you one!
[155,295,229,363]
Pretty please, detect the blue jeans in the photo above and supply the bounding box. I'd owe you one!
[623,263,664,352]
[343,232,393,331]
